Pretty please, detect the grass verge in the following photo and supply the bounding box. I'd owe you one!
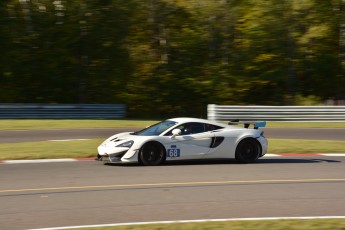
[266,122,345,128]
[268,139,345,153]
[0,119,158,130]
[0,119,345,130]
[0,139,103,160]
[0,138,344,160]
[73,218,345,230]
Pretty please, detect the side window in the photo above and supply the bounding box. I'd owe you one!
[165,122,214,136]
[179,122,205,135]
[205,124,223,131]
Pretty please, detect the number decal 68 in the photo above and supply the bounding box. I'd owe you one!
[167,149,180,157]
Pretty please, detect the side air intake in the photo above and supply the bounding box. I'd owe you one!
[210,137,224,148]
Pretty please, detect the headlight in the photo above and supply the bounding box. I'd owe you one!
[116,140,134,148]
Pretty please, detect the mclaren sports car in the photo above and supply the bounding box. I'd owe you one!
[97,117,267,165]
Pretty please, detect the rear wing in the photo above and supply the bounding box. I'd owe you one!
[228,120,266,129]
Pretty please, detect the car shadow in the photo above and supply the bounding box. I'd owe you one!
[257,158,341,164]
[103,157,341,167]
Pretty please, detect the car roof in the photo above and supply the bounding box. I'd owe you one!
[167,117,227,127]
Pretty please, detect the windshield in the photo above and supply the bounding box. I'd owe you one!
[132,120,177,136]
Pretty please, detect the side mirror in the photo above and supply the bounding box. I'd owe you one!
[171,129,181,138]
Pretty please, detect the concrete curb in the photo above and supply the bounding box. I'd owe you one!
[0,158,95,164]
[1,154,345,164]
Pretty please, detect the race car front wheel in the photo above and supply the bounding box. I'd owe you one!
[235,138,261,163]
[139,141,166,166]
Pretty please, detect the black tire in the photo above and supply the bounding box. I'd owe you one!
[235,138,261,163]
[139,141,166,166]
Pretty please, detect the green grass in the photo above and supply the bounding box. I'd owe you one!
[0,138,344,160]
[0,119,159,130]
[266,122,345,128]
[0,119,345,130]
[268,139,345,153]
[73,218,345,230]
[0,139,103,160]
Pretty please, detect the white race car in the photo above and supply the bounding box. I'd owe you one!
[97,117,267,166]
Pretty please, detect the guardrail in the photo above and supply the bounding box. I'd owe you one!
[0,104,126,119]
[207,104,345,121]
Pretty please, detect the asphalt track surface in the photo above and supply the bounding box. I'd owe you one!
[1,127,345,143]
[1,156,345,230]
[1,128,344,229]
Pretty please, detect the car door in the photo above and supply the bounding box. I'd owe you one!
[165,122,215,160]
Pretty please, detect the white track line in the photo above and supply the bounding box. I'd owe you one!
[28,216,345,230]
[48,139,90,142]
[2,159,78,164]
[321,153,345,156]
[265,154,281,157]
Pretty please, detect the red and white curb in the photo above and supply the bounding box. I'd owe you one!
[29,216,345,230]
[265,153,345,157]
[1,154,345,165]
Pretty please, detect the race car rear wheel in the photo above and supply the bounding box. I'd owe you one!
[139,141,166,166]
[235,138,261,163]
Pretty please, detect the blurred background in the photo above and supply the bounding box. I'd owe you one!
[1,0,345,118]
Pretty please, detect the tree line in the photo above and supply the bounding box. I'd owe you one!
[1,0,344,118]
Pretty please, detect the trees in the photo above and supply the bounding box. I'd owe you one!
[0,0,344,118]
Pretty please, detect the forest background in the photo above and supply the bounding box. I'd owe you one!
[1,0,345,118]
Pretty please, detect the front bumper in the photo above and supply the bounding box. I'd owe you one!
[97,144,139,163]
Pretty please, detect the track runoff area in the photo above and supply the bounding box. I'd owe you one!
[2,155,345,229]
[1,153,345,164]
[28,216,345,230]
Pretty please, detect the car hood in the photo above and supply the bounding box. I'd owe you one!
[101,132,132,144]
[100,132,154,147]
